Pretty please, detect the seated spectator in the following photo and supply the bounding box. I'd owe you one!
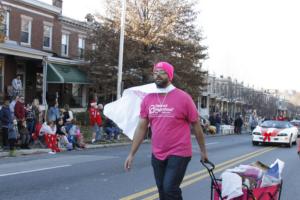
[40,121,57,135]
[104,118,122,141]
[40,121,60,154]
[66,119,85,149]
[19,120,31,149]
[56,118,72,150]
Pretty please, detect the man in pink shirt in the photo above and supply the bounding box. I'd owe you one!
[124,61,208,200]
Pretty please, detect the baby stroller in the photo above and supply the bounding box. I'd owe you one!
[201,160,282,200]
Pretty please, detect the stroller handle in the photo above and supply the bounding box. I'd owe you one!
[200,160,215,171]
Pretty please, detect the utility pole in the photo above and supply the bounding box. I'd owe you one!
[117,0,126,99]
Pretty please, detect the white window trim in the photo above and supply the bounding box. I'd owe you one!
[20,15,32,46]
[78,36,85,49]
[61,32,70,57]
[78,37,85,60]
[92,43,97,51]
[5,11,9,38]
[62,26,86,35]
[43,22,53,50]
[43,21,53,27]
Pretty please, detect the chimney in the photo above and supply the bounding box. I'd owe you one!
[52,0,63,9]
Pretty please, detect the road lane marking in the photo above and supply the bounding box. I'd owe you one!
[142,147,275,200]
[206,142,219,145]
[0,165,71,177]
[120,147,275,200]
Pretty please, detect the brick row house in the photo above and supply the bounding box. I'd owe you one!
[0,0,91,108]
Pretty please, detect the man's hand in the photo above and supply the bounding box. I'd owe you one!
[124,154,134,171]
[200,151,209,162]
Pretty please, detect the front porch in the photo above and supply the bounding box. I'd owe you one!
[0,41,90,108]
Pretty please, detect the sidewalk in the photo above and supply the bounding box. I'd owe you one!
[0,138,137,158]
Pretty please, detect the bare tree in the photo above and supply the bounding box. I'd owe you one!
[86,0,207,101]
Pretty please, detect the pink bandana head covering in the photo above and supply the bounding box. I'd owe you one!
[153,61,174,81]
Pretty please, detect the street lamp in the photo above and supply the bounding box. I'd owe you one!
[117,0,127,99]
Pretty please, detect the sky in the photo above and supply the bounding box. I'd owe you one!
[40,0,300,91]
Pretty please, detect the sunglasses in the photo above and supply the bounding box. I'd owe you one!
[153,70,167,76]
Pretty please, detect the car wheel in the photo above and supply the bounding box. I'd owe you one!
[252,141,259,146]
[287,136,293,148]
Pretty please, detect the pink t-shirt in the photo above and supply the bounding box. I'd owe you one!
[140,88,199,160]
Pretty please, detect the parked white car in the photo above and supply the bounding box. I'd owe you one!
[252,120,298,147]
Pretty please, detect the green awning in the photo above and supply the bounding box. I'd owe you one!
[47,63,90,84]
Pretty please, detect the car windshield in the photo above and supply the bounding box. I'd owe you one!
[261,120,289,129]
[291,121,300,126]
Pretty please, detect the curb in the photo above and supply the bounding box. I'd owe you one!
[0,140,148,158]
[0,149,50,158]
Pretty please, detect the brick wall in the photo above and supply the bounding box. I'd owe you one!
[6,0,89,59]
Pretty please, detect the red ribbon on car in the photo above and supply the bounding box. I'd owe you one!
[263,132,272,142]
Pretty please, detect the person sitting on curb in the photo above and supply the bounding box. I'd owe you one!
[40,121,60,154]
[103,117,122,141]
[66,119,86,150]
[56,118,72,150]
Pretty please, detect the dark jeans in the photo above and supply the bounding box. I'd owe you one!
[151,154,191,200]
[26,120,35,142]
[104,127,121,139]
[27,120,35,134]
[1,127,8,147]
[235,126,242,134]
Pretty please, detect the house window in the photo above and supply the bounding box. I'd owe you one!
[78,37,85,59]
[0,11,9,38]
[43,24,52,49]
[61,33,69,56]
[92,43,97,51]
[20,15,32,45]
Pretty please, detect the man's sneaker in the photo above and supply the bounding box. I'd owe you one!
[48,151,56,155]
[91,138,96,144]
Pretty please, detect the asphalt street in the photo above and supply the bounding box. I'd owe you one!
[0,134,299,200]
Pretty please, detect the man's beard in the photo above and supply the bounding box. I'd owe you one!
[155,79,169,88]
